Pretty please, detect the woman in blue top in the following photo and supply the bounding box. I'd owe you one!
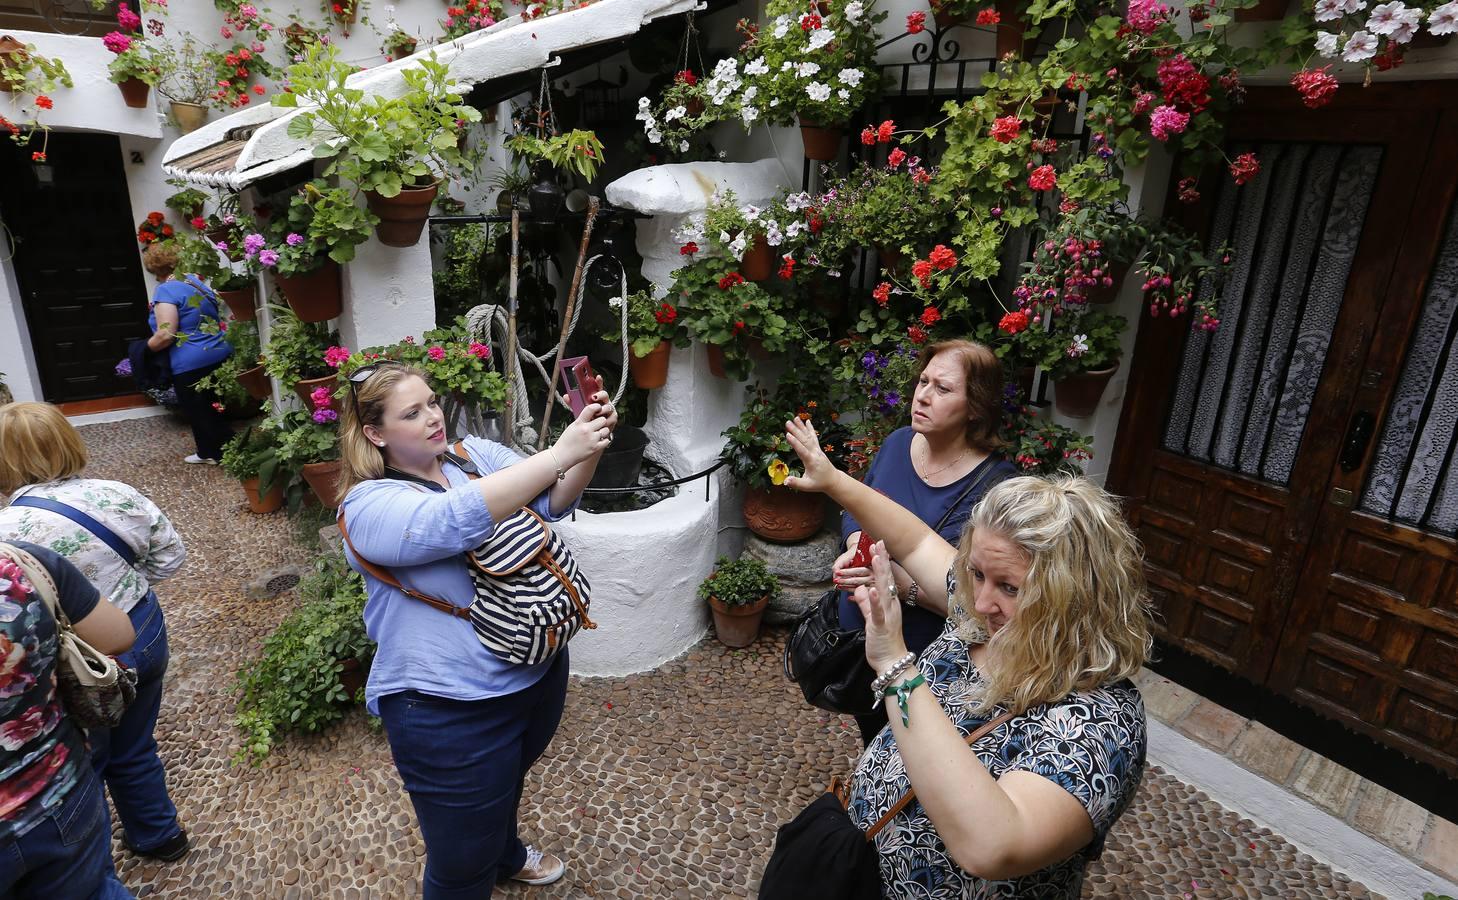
[835,339,1017,745]
[141,242,233,464]
[336,361,616,899]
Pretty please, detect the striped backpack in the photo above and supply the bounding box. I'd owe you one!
[339,442,596,666]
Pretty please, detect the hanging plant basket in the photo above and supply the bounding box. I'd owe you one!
[798,119,844,162]
[275,261,342,322]
[117,77,151,109]
[218,284,257,321]
[629,341,671,389]
[365,180,440,248]
[236,363,270,400]
[0,36,29,93]
[170,100,208,134]
[708,593,769,648]
[741,234,773,281]
[293,372,338,407]
[300,460,346,508]
[527,174,564,220]
[1053,363,1119,418]
[1233,0,1287,21]
[742,485,824,543]
[240,476,284,514]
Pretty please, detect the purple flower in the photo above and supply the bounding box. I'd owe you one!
[259,249,279,267]
[285,232,304,246]
[312,408,339,424]
[243,233,266,257]
[115,358,133,377]
[214,241,229,252]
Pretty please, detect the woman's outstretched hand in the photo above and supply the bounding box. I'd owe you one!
[783,417,839,494]
[854,540,910,674]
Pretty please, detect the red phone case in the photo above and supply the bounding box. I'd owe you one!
[558,356,602,416]
[850,530,875,568]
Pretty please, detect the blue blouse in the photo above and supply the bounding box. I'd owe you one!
[147,275,231,376]
[339,436,577,714]
[839,427,1017,651]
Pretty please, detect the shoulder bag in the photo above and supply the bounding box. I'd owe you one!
[758,710,1017,899]
[784,460,1011,716]
[0,543,138,729]
[337,441,596,665]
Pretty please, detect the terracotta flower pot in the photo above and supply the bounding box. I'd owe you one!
[300,460,345,509]
[293,372,338,407]
[170,100,208,134]
[1233,0,1287,20]
[117,77,151,109]
[708,594,769,649]
[1085,258,1131,305]
[236,363,270,400]
[706,344,728,379]
[218,284,256,321]
[798,120,844,162]
[240,476,284,514]
[742,485,824,543]
[1053,363,1119,418]
[275,261,342,322]
[0,36,30,93]
[741,234,773,281]
[629,341,671,390]
[365,180,440,248]
[205,224,231,247]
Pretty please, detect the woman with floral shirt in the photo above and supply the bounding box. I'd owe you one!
[0,402,190,863]
[0,541,135,899]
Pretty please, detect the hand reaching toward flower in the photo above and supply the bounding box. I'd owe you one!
[782,416,839,494]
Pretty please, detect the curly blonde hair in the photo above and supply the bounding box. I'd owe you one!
[948,474,1152,714]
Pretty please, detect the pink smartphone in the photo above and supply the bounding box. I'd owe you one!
[558,356,603,416]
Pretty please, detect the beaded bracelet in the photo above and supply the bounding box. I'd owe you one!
[869,651,917,707]
[883,672,926,727]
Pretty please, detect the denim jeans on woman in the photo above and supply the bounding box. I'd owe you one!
[379,649,569,900]
[88,592,182,853]
[0,768,135,900]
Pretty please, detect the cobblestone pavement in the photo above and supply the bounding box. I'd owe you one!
[75,415,1379,899]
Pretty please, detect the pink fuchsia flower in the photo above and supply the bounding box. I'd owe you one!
[258,249,279,267]
[427,346,445,361]
[286,232,305,246]
[1149,105,1190,141]
[312,408,339,424]
[324,346,351,368]
[102,31,133,54]
[1028,164,1057,192]
[468,342,491,359]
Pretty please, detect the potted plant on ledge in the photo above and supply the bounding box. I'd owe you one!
[602,287,689,390]
[698,555,778,648]
[156,35,214,133]
[260,179,377,321]
[220,425,286,513]
[676,260,791,381]
[262,306,338,402]
[1032,308,1126,419]
[273,404,345,508]
[103,30,159,109]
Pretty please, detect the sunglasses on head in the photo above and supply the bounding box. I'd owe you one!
[347,361,405,421]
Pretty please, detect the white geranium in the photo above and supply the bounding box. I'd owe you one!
[837,67,864,87]
[665,105,686,122]
[1430,1,1458,34]
[837,88,850,100]
[772,14,791,37]
[844,0,864,21]
[796,61,821,77]
[781,60,794,71]
[805,81,832,102]
[1342,29,1379,59]
[745,57,769,76]
[807,28,835,50]
[1314,31,1341,55]
[1314,0,1344,20]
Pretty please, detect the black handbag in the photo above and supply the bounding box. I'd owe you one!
[759,711,1016,899]
[784,461,1009,716]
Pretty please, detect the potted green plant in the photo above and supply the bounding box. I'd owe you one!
[233,549,374,764]
[273,406,344,508]
[220,425,286,513]
[0,38,72,163]
[260,180,377,321]
[103,30,159,108]
[381,29,419,60]
[156,35,213,133]
[675,260,791,381]
[1000,404,1094,475]
[263,305,337,401]
[826,162,946,271]
[1030,308,1126,418]
[164,184,210,225]
[698,555,779,648]
[197,318,264,416]
[601,287,689,389]
[505,128,606,219]
[275,47,481,247]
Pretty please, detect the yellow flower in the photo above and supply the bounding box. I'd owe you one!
[767,459,789,486]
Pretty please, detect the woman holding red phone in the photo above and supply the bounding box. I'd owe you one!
[335,361,616,899]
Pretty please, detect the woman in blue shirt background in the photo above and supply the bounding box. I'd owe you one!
[141,242,233,464]
[835,339,1017,745]
[336,362,616,898]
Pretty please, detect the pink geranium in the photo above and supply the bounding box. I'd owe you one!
[1149,105,1190,141]
[102,31,133,54]
[467,342,491,360]
[324,346,352,368]
[427,346,445,361]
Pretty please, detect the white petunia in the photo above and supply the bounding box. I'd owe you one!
[785,221,805,238]
[680,140,689,152]
[745,57,769,76]
[1366,1,1412,34]
[647,129,663,144]
[719,230,733,245]
[637,96,651,110]
[844,0,864,21]
[770,98,780,106]
[807,27,835,50]
[785,191,811,211]
[805,81,832,101]
[764,222,784,246]
[1314,30,1341,55]
[1340,0,1366,12]
[609,295,623,309]
[796,61,821,77]
[837,67,864,87]
[741,105,760,125]
[1430,1,1458,34]
[781,60,794,71]
[837,88,850,100]
[665,105,686,121]
[743,85,759,101]
[1342,29,1379,59]
[729,234,747,258]
[712,58,738,79]
[743,205,761,221]
[1389,15,1419,39]
[772,14,791,37]
[1314,0,1344,20]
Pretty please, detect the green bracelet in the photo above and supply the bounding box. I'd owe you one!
[882,672,925,727]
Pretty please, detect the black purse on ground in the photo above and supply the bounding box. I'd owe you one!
[784,462,1008,716]
[758,711,1016,899]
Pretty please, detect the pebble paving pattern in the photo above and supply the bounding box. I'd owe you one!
[76,415,1380,899]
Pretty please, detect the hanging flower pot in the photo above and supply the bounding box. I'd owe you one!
[629,341,671,389]
[275,261,342,323]
[117,77,151,109]
[1085,258,1131,305]
[708,594,769,648]
[1053,363,1119,418]
[300,460,346,508]
[240,476,284,514]
[527,172,564,220]
[170,100,208,134]
[706,343,728,379]
[742,485,824,543]
[798,119,844,162]
[0,36,29,93]
[365,180,440,248]
[332,0,359,25]
[236,363,269,400]
[741,234,773,281]
[1233,0,1287,20]
[293,372,338,407]
[218,284,257,321]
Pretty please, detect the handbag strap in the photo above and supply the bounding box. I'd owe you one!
[931,458,1010,534]
[861,709,1018,842]
[0,542,69,629]
[8,495,138,567]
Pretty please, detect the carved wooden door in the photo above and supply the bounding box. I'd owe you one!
[1110,85,1458,774]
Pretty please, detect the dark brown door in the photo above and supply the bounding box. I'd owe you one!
[1110,85,1458,774]
[0,0,116,36]
[0,132,150,402]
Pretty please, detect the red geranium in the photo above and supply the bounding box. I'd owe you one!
[999,310,1029,334]
[989,115,1020,144]
[907,325,928,344]
[1290,67,1338,109]
[920,306,941,326]
[33,95,52,110]
[680,242,699,256]
[906,10,926,33]
[778,255,796,279]
[876,120,895,143]
[887,147,907,168]
[655,304,677,325]
[928,244,957,271]
[800,12,822,30]
[1028,164,1057,192]
[911,259,933,288]
[975,7,1000,24]
[860,127,877,145]
[872,282,891,305]
[718,272,746,291]
[1229,152,1260,186]
[676,69,697,85]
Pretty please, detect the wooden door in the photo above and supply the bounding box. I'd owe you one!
[0,132,150,402]
[1109,85,1458,774]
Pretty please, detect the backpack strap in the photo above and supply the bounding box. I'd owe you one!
[336,514,471,621]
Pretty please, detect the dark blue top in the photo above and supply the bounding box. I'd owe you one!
[838,427,1018,653]
[147,275,231,376]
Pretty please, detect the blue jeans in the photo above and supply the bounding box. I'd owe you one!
[0,769,135,900]
[88,593,181,852]
[380,650,569,900]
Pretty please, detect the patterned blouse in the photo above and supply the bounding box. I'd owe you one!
[0,479,186,614]
[847,571,1146,898]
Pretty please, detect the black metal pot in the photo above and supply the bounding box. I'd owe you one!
[588,425,650,489]
[527,174,563,220]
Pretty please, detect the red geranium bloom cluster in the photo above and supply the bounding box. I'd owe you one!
[676,70,697,85]
[975,7,1000,24]
[137,211,174,244]
[1290,67,1338,109]
[990,115,1020,144]
[680,242,699,256]
[999,310,1029,334]
[654,303,677,325]
[920,306,941,326]
[800,12,822,30]
[1229,152,1260,186]
[1156,54,1210,115]
[718,272,746,291]
[859,119,896,145]
[911,259,933,288]
[1028,164,1057,192]
[31,151,46,162]
[732,320,746,334]
[887,147,907,168]
[907,325,928,344]
[872,282,891,305]
[927,244,957,271]
[906,10,926,33]
[778,255,796,279]
[34,95,53,110]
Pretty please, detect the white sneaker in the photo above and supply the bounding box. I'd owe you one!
[510,846,565,886]
[183,454,219,465]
